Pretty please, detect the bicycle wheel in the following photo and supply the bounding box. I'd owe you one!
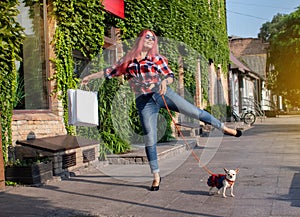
[243,112,256,125]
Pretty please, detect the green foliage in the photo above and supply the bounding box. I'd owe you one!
[1,0,230,160]
[5,180,18,186]
[123,0,229,68]
[121,0,229,140]
[266,8,300,106]
[0,0,25,161]
[283,89,300,108]
[96,78,132,152]
[50,0,106,134]
[6,157,50,167]
[13,71,26,109]
[205,104,231,122]
[258,13,287,42]
[100,131,130,154]
[122,0,229,105]
[50,0,133,155]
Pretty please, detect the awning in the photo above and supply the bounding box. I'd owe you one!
[102,0,125,19]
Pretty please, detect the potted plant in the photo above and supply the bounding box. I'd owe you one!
[5,157,53,185]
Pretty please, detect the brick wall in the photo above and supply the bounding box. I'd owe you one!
[229,38,268,57]
[12,113,66,145]
[229,37,268,79]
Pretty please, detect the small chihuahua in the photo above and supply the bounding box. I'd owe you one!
[207,168,239,198]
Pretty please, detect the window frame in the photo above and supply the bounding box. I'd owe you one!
[13,0,51,114]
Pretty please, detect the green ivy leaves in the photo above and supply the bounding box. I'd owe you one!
[123,0,229,98]
[52,0,230,151]
[52,0,106,134]
[0,0,230,160]
[0,0,24,161]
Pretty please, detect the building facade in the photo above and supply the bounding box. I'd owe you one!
[229,37,268,116]
[11,1,123,145]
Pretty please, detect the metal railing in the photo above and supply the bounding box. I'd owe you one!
[241,97,266,122]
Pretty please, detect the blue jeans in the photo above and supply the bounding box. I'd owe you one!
[135,87,224,174]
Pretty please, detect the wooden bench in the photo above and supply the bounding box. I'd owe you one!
[16,135,99,176]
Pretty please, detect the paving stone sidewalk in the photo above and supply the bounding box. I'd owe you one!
[1,116,300,217]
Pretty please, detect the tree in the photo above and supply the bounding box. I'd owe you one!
[259,8,300,107]
[258,13,287,43]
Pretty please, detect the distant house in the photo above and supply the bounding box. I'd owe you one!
[229,37,272,116]
[228,52,263,114]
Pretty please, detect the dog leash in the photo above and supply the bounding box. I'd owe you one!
[161,95,214,175]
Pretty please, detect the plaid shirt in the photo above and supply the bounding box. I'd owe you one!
[104,54,174,94]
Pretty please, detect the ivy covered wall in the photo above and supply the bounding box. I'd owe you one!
[50,0,106,134]
[1,0,229,160]
[123,0,229,100]
[0,0,24,162]
[52,0,230,153]
[123,0,229,67]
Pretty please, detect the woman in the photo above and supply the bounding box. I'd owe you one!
[82,29,242,191]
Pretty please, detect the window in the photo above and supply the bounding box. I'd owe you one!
[15,0,49,110]
[73,27,118,79]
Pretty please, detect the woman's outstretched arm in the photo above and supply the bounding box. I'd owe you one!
[81,71,104,84]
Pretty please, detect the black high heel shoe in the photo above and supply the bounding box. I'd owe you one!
[235,129,242,137]
[224,129,242,137]
[150,177,161,191]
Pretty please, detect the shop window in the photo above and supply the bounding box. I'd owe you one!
[73,48,116,79]
[14,1,49,110]
[73,27,118,78]
[73,50,90,79]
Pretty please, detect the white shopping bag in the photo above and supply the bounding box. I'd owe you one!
[68,89,99,126]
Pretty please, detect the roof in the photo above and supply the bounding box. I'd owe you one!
[240,54,267,79]
[230,53,264,80]
[229,52,251,73]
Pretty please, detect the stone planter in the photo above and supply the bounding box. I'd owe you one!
[5,161,53,185]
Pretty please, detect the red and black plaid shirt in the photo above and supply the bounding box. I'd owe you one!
[104,54,174,94]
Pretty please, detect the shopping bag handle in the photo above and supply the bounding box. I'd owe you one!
[80,83,91,91]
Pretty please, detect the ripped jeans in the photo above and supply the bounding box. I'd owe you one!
[135,87,224,174]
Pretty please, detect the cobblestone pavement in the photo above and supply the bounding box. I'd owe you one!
[1,116,300,217]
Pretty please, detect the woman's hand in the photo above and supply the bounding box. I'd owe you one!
[81,71,104,85]
[159,78,172,95]
[81,76,91,85]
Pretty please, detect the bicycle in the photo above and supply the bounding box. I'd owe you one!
[232,108,256,125]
